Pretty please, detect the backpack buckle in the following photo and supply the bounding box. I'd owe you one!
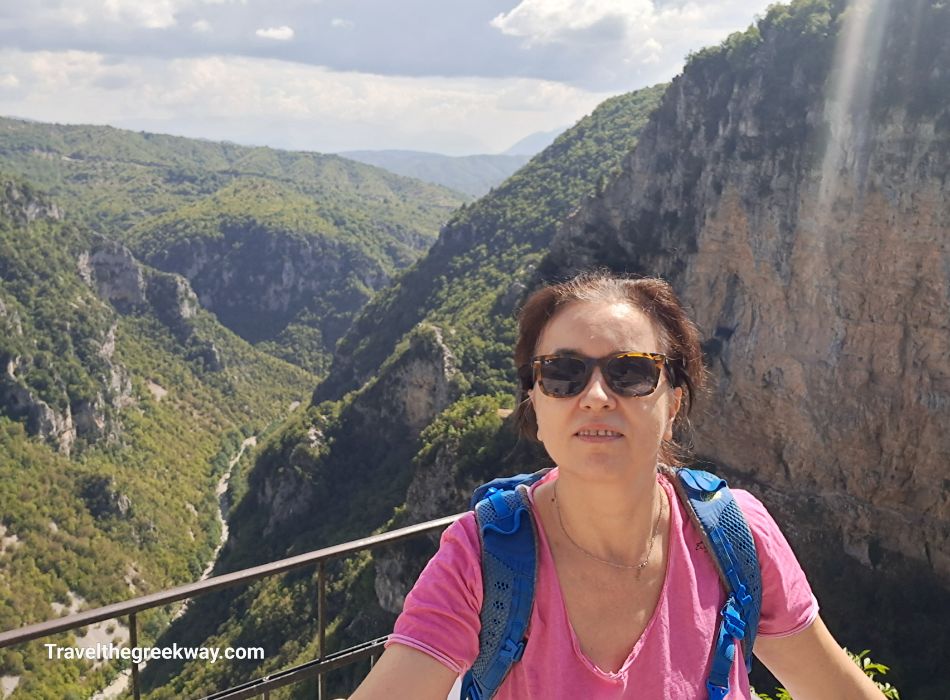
[721,600,747,640]
[706,680,729,700]
[499,638,526,663]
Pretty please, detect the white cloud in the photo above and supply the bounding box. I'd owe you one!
[0,74,20,89]
[44,5,91,26]
[0,49,610,153]
[28,50,108,90]
[494,79,594,112]
[491,0,773,81]
[255,26,295,41]
[103,0,179,29]
[0,2,779,150]
[0,0,774,93]
[491,0,653,46]
[641,37,662,64]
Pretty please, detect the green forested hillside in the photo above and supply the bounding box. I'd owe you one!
[0,118,462,235]
[0,176,315,699]
[0,118,467,374]
[140,83,667,699]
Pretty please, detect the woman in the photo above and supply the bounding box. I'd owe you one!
[351,272,885,699]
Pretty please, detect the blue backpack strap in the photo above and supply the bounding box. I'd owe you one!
[672,468,763,700]
[461,471,545,700]
[469,471,548,509]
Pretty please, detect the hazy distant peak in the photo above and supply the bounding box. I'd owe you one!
[501,127,568,156]
[338,149,531,198]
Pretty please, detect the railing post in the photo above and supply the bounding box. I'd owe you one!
[129,612,141,700]
[317,561,326,700]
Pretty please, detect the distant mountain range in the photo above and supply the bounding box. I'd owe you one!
[338,150,531,198]
[339,128,567,198]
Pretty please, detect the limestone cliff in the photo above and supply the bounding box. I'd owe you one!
[141,226,387,349]
[82,238,223,371]
[538,0,948,688]
[0,185,130,453]
[0,179,62,225]
[0,221,223,454]
[231,322,464,554]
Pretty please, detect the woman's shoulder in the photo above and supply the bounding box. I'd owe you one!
[662,472,795,556]
[443,510,479,542]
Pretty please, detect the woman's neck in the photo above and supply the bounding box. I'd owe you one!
[543,465,663,568]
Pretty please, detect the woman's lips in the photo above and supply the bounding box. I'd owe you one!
[575,429,624,442]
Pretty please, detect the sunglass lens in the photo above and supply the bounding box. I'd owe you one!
[606,355,659,396]
[539,356,589,397]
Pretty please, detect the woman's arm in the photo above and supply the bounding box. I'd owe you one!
[348,645,459,700]
[754,616,886,700]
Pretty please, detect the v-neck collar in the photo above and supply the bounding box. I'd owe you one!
[526,468,677,678]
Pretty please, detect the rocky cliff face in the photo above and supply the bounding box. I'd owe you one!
[245,322,464,545]
[82,238,222,371]
[0,186,129,454]
[0,180,62,224]
[540,0,948,688]
[140,224,390,361]
[0,223,222,454]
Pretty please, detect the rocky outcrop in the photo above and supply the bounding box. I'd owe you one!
[253,323,463,544]
[81,239,223,372]
[0,180,62,225]
[358,324,463,436]
[0,327,128,455]
[0,357,77,455]
[372,434,467,614]
[140,225,390,354]
[0,228,223,454]
[79,475,133,520]
[144,269,222,371]
[546,0,949,580]
[258,428,319,539]
[372,400,532,615]
[79,241,147,313]
[9,235,225,454]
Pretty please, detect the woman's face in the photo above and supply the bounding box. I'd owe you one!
[529,300,682,480]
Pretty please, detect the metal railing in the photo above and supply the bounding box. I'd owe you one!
[0,512,464,700]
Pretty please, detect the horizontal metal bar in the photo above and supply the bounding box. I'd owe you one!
[0,513,462,649]
[199,637,388,700]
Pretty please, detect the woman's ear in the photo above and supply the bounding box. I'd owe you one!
[664,386,683,441]
[528,388,544,443]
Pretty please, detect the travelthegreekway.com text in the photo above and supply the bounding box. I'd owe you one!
[45,642,264,665]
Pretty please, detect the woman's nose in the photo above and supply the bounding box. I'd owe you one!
[580,368,615,409]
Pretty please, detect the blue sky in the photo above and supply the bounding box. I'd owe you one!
[0,1,775,154]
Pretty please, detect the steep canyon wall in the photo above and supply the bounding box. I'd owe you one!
[541,0,948,689]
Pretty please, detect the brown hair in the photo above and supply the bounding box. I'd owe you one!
[513,271,706,466]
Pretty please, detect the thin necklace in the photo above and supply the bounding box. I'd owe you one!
[553,478,663,577]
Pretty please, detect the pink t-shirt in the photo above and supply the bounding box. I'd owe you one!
[387,469,818,699]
